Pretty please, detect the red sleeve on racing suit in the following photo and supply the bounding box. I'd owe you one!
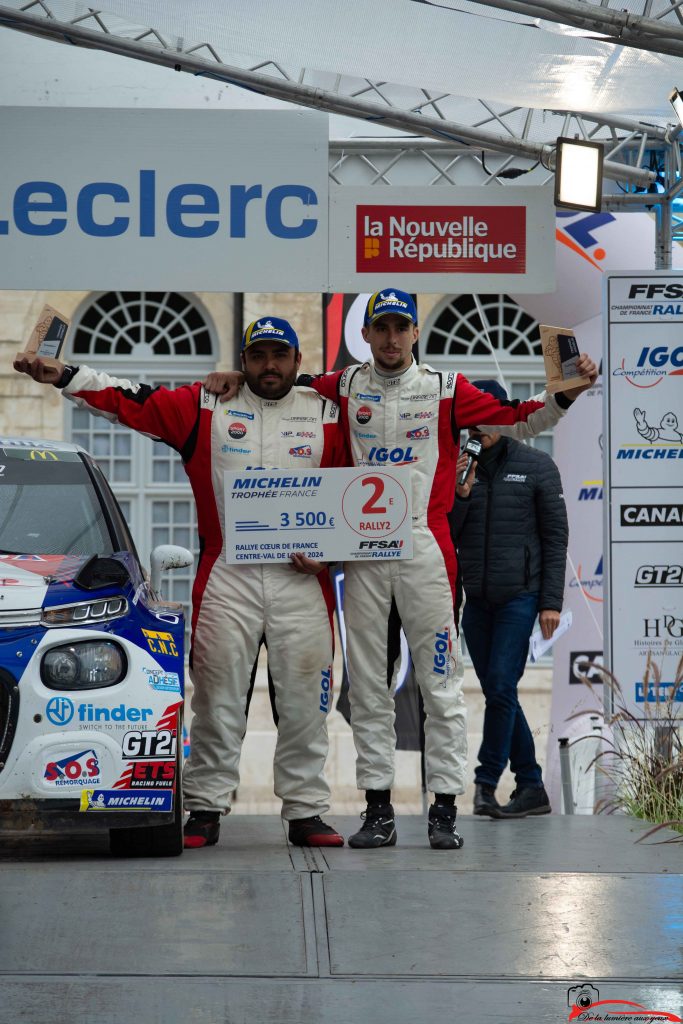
[453,375,546,431]
[65,367,203,458]
[305,370,344,402]
[321,417,351,469]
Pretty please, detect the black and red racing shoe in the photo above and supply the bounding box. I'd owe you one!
[288,815,344,847]
[183,810,220,849]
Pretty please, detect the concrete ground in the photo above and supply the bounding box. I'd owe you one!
[1,814,681,1024]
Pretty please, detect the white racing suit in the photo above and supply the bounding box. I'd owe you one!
[309,360,567,795]
[63,368,347,819]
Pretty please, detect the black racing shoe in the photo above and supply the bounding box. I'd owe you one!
[498,786,551,818]
[288,815,344,847]
[183,811,220,849]
[347,803,397,849]
[428,802,464,849]
[473,783,502,818]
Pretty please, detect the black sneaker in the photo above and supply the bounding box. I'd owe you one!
[183,811,220,849]
[473,783,502,818]
[428,802,464,849]
[288,815,344,847]
[347,803,397,849]
[498,786,551,818]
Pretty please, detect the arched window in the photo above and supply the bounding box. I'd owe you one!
[72,291,214,359]
[65,291,217,651]
[421,293,552,456]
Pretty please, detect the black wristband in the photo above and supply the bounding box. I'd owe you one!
[555,391,574,409]
[55,365,79,389]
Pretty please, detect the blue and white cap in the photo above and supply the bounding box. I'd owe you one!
[242,317,299,350]
[364,289,418,327]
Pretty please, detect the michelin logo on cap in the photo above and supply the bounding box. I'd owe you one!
[364,289,418,326]
[242,316,299,350]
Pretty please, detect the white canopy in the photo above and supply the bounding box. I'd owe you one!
[0,0,680,121]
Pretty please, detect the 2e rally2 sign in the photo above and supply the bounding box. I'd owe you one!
[223,466,413,563]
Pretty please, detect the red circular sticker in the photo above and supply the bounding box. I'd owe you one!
[356,406,372,424]
[228,423,247,440]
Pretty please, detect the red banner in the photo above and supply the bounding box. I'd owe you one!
[356,204,526,274]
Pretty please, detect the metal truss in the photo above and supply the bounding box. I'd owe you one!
[468,0,683,61]
[1,0,682,263]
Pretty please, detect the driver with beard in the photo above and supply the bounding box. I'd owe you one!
[14,317,349,850]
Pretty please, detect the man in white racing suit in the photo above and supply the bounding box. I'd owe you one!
[14,317,348,850]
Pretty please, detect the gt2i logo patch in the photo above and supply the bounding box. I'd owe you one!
[121,729,177,759]
[319,665,332,713]
[433,628,452,679]
[141,629,179,657]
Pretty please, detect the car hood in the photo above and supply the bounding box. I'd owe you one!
[0,555,91,611]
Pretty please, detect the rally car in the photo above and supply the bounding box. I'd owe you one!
[0,437,192,856]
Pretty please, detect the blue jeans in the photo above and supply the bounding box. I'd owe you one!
[462,592,543,789]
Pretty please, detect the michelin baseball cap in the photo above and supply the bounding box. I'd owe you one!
[242,317,299,350]
[364,289,418,327]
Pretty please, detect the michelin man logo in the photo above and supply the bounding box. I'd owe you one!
[257,319,274,330]
[634,407,683,444]
[380,291,397,301]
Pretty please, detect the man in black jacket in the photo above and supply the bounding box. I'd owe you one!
[451,379,568,819]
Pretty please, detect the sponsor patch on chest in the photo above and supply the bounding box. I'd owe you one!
[504,473,527,483]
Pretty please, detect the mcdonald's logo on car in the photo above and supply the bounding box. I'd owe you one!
[29,449,59,461]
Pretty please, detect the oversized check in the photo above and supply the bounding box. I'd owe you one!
[224,467,413,563]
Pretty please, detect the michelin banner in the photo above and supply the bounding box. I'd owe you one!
[518,212,683,811]
[604,273,683,719]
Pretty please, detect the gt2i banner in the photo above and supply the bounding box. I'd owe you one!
[604,274,683,717]
[0,107,328,291]
[223,467,413,563]
[330,185,556,293]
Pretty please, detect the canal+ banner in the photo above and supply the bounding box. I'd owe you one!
[0,108,554,293]
[0,107,329,292]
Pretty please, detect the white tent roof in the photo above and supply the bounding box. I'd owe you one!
[2,0,680,119]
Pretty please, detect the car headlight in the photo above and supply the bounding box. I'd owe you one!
[41,597,128,628]
[41,640,127,690]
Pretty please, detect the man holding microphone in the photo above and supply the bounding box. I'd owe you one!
[451,380,569,819]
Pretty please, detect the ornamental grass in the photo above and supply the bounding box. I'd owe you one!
[569,654,683,841]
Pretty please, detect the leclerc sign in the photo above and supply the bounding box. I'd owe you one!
[331,185,555,293]
[0,107,328,291]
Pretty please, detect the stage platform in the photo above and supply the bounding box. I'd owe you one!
[1,814,681,1024]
